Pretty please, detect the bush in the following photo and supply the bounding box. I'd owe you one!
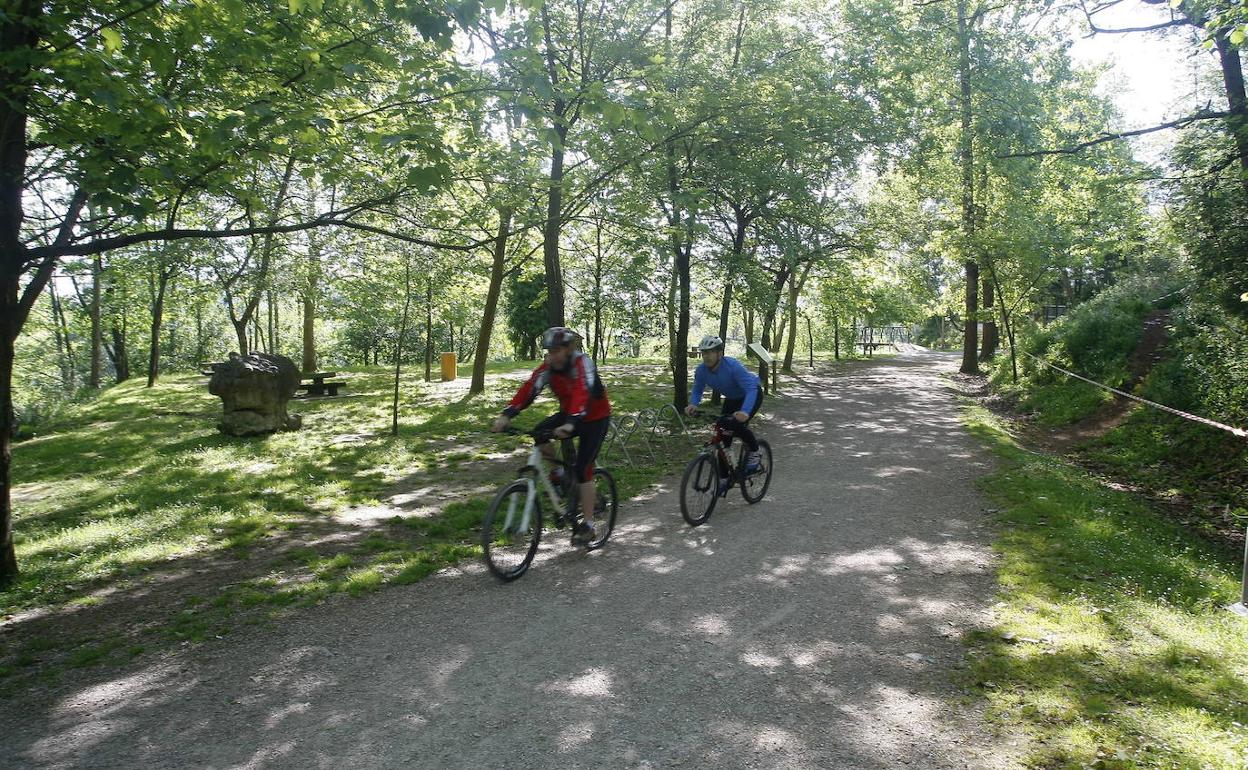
[1154,299,1248,426]
[993,275,1182,425]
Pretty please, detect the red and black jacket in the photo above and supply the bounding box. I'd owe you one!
[503,351,611,424]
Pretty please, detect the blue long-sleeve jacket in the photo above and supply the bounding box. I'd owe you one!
[690,356,760,412]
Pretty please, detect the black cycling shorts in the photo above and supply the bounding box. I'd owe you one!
[720,392,763,420]
[534,412,611,482]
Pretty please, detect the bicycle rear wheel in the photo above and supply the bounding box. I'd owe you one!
[680,453,720,527]
[740,439,773,504]
[481,479,542,581]
[584,468,618,550]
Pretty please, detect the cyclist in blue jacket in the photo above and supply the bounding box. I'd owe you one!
[684,335,763,472]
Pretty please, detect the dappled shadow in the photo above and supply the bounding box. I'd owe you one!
[1,363,696,695]
[2,352,1010,769]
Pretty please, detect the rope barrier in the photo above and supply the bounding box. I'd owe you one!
[1021,351,1248,439]
[1023,349,1248,618]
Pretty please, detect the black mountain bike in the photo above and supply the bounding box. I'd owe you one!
[480,427,618,581]
[679,413,773,526]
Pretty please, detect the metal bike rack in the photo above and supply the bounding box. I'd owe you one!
[602,416,636,467]
[601,403,699,468]
[654,403,698,445]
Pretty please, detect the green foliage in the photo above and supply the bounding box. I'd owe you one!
[1170,120,1248,321]
[963,405,1248,769]
[1151,298,1248,426]
[994,276,1179,425]
[504,272,546,360]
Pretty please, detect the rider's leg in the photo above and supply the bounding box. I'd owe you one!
[533,412,565,468]
[572,417,610,524]
[737,392,763,451]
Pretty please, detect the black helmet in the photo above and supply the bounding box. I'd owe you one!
[541,326,579,349]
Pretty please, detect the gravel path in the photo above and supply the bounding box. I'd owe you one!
[3,350,1007,769]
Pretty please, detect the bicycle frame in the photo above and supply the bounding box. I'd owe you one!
[500,442,574,534]
[700,419,744,480]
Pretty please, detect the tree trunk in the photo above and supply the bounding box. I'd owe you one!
[232,318,248,356]
[957,0,980,375]
[962,261,979,373]
[267,290,276,356]
[147,271,170,386]
[111,321,129,382]
[592,221,604,362]
[1214,32,1248,196]
[90,256,102,388]
[0,299,18,582]
[782,263,811,372]
[194,278,206,364]
[986,264,1018,383]
[980,274,998,360]
[543,132,567,327]
[807,316,814,368]
[758,266,789,389]
[301,293,315,372]
[718,209,748,343]
[833,312,840,361]
[393,259,413,435]
[51,281,75,389]
[674,241,691,408]
[424,279,433,382]
[471,207,511,396]
[666,256,677,370]
[224,156,295,358]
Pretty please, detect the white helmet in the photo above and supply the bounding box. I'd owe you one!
[697,335,725,352]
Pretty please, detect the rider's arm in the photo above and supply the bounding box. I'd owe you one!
[563,355,593,426]
[502,364,549,418]
[690,363,706,407]
[731,358,759,414]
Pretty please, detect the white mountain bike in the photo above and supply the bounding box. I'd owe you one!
[481,427,618,581]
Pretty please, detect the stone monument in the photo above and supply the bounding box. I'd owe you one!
[208,352,303,436]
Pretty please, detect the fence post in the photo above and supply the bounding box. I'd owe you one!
[1231,525,1248,617]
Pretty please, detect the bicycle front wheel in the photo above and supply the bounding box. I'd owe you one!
[585,468,618,550]
[680,453,720,527]
[740,439,773,504]
[482,479,542,581]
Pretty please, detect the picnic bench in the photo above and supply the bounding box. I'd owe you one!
[856,341,890,357]
[297,371,346,397]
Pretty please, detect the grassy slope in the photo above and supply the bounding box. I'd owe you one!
[963,403,1248,769]
[1,358,704,686]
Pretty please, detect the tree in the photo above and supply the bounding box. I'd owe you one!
[0,0,480,583]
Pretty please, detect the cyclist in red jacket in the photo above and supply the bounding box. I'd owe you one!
[492,327,612,544]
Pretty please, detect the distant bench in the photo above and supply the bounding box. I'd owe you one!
[857,342,892,357]
[298,371,346,397]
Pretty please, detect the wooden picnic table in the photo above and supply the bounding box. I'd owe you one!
[298,371,346,397]
[856,341,892,357]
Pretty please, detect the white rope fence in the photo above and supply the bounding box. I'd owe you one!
[1021,351,1248,439]
[1021,350,1248,616]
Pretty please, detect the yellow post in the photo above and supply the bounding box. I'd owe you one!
[440,352,457,382]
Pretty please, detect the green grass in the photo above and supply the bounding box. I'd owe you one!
[1,357,719,688]
[962,404,1248,769]
[1083,410,1248,540]
[1017,379,1115,427]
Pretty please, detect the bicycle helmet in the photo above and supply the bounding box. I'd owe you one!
[541,326,579,349]
[697,335,725,352]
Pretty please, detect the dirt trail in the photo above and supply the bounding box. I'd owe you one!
[2,351,1009,770]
